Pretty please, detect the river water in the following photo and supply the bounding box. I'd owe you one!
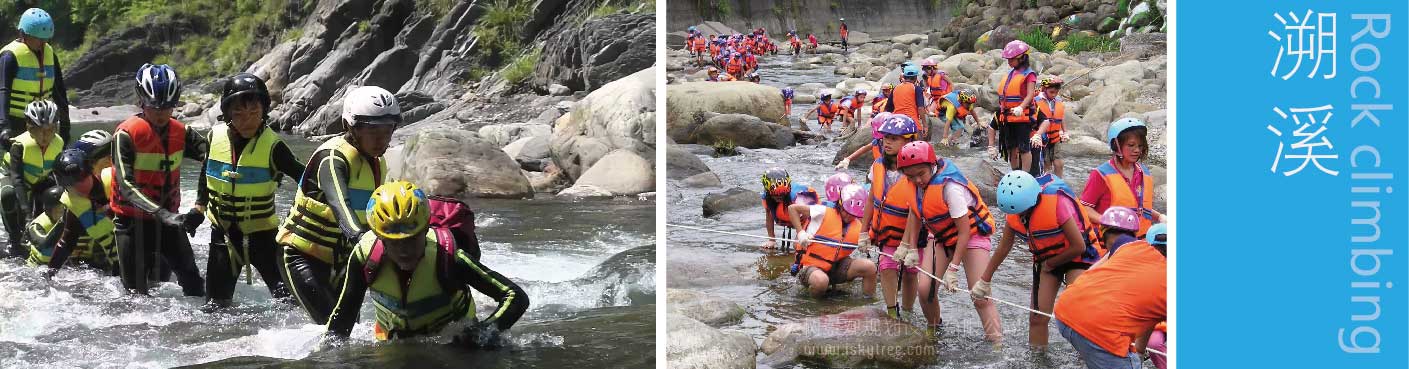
[667,54,1160,368]
[0,122,657,368]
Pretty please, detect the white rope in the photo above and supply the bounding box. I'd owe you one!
[667,223,1167,357]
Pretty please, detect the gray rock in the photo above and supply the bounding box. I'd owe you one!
[398,129,533,199]
[550,67,655,181]
[565,149,654,196]
[667,289,745,326]
[692,113,794,149]
[548,84,572,96]
[667,82,787,142]
[480,123,552,148]
[667,313,756,369]
[681,172,722,188]
[533,13,654,93]
[760,307,934,368]
[667,144,712,179]
[703,187,759,217]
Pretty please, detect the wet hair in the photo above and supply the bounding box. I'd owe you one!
[1116,126,1149,162]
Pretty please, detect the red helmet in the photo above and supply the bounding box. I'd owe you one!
[897,141,937,168]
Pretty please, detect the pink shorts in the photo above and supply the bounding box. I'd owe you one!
[878,245,925,273]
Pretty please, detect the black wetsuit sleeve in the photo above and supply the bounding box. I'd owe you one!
[112,131,164,213]
[52,60,69,143]
[46,212,81,270]
[195,129,213,207]
[453,250,528,331]
[271,141,305,181]
[325,254,369,338]
[184,128,208,162]
[317,154,366,239]
[27,214,60,253]
[0,52,15,135]
[10,143,28,210]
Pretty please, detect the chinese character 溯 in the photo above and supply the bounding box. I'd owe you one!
[1269,10,1338,80]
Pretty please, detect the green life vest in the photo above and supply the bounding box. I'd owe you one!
[2,131,62,185]
[204,125,281,232]
[351,231,473,340]
[279,135,384,266]
[1,40,58,119]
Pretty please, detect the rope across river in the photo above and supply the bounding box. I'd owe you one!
[667,223,1167,357]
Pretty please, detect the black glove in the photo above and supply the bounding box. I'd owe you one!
[455,320,503,350]
[157,210,186,228]
[0,129,11,149]
[182,208,205,236]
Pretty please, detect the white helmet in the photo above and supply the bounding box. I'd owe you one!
[24,100,59,127]
[76,129,114,159]
[341,86,402,128]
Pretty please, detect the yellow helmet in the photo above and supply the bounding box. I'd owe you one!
[366,181,430,240]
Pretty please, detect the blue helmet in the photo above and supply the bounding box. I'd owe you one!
[18,8,54,40]
[1146,223,1168,246]
[902,64,921,78]
[876,115,917,136]
[134,64,182,109]
[781,87,795,99]
[1106,117,1147,151]
[996,170,1041,214]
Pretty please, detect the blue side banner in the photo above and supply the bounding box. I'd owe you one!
[1179,0,1408,367]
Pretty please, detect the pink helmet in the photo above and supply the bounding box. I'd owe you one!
[1002,40,1031,59]
[839,184,866,218]
[896,141,937,168]
[920,59,938,67]
[1099,206,1140,233]
[824,172,854,202]
[869,112,894,139]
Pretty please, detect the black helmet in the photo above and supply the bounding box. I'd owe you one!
[220,73,272,120]
[40,186,64,212]
[53,149,92,187]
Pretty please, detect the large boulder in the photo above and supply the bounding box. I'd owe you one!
[689,113,795,149]
[667,313,756,369]
[480,123,552,147]
[560,149,654,197]
[1077,82,1139,134]
[532,13,654,93]
[846,31,872,44]
[502,135,551,168]
[1090,60,1145,87]
[668,144,712,179]
[270,0,420,134]
[703,187,759,217]
[667,82,787,141]
[760,307,934,368]
[396,129,533,199]
[891,34,928,45]
[833,127,876,169]
[667,289,745,326]
[550,67,655,182]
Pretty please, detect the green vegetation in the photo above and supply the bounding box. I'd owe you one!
[712,138,738,156]
[4,0,303,80]
[1016,27,1056,54]
[1064,33,1121,54]
[475,0,532,61]
[590,0,654,19]
[949,0,970,18]
[426,0,458,20]
[501,46,541,84]
[714,0,733,18]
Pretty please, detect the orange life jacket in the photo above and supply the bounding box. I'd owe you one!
[1053,240,1166,357]
[112,115,186,218]
[940,92,970,121]
[1005,174,1101,264]
[764,185,818,224]
[925,73,951,99]
[1095,161,1156,237]
[797,206,861,271]
[872,96,888,113]
[817,101,840,124]
[726,57,743,75]
[868,159,911,248]
[1036,95,1065,144]
[999,67,1036,123]
[710,44,720,57]
[912,160,995,248]
[890,82,923,132]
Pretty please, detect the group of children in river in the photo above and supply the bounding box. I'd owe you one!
[739,32,1168,369]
